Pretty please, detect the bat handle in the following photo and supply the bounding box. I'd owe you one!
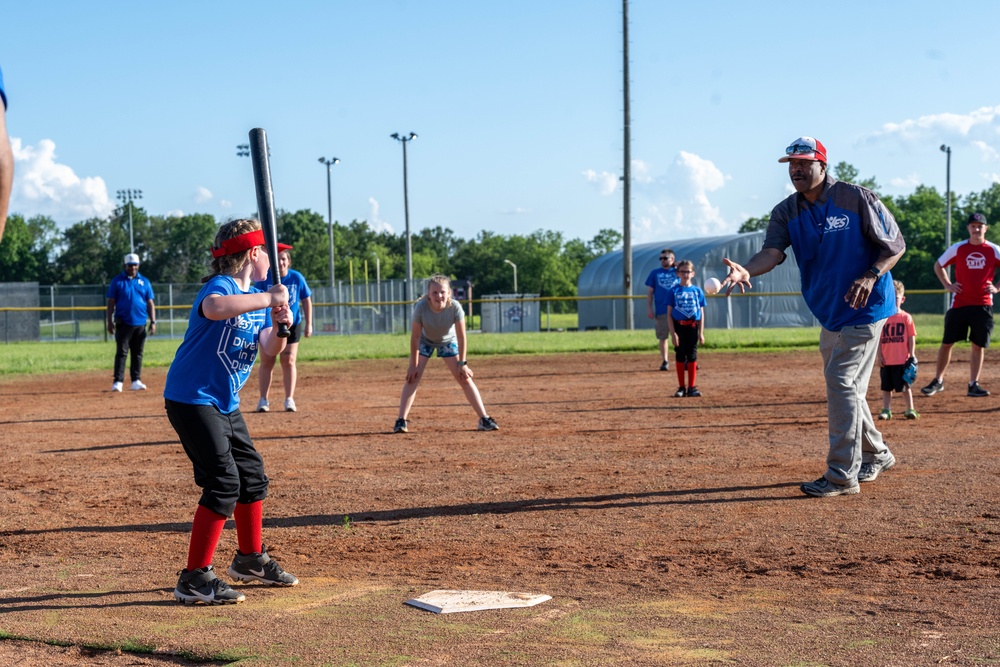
[277,322,291,339]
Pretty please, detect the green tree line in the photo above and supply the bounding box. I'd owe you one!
[0,207,622,312]
[2,162,996,304]
[737,162,1000,291]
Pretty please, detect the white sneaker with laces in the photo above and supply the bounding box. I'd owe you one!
[256,398,269,413]
[130,380,147,391]
[284,397,297,412]
[111,382,123,392]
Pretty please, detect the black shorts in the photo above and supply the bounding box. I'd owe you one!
[165,399,269,517]
[943,305,993,348]
[285,321,303,345]
[880,365,908,393]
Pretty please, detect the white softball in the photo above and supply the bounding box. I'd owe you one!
[704,277,722,294]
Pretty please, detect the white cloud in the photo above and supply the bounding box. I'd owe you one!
[194,186,213,203]
[367,197,394,234]
[863,105,1000,157]
[9,138,115,223]
[982,172,1000,184]
[219,199,233,209]
[582,168,620,196]
[501,207,531,215]
[584,153,732,241]
[165,209,184,218]
[889,173,922,190]
[631,159,654,184]
[972,140,1000,161]
[631,152,731,241]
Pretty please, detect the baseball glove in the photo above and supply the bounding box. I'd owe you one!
[902,356,918,386]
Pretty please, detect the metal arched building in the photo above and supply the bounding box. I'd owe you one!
[577,232,816,331]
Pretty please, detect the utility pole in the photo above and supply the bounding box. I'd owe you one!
[622,0,634,329]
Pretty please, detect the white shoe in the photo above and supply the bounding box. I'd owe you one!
[256,398,269,413]
[284,397,297,412]
[130,380,147,391]
[111,382,123,393]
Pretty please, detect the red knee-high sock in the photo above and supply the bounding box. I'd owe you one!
[688,362,697,388]
[676,363,686,388]
[234,501,263,555]
[187,505,227,571]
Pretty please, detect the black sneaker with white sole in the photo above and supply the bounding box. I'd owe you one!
[967,381,990,397]
[477,416,499,431]
[174,565,245,605]
[228,545,299,586]
[921,379,944,396]
[393,418,409,433]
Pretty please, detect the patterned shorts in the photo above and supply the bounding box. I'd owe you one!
[418,340,459,358]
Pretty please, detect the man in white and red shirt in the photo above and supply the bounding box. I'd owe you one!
[921,212,1000,398]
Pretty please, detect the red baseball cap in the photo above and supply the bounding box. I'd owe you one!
[778,136,827,164]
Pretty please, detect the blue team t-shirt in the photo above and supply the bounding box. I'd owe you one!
[164,275,273,413]
[255,269,312,326]
[645,266,679,316]
[665,284,706,321]
[106,272,155,326]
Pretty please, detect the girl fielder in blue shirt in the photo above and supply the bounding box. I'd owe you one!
[666,260,707,397]
[164,218,298,605]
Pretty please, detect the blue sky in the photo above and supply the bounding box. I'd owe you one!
[2,1,998,247]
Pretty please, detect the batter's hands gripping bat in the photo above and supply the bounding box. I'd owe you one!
[248,127,290,338]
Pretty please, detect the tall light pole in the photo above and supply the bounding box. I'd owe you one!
[116,189,142,254]
[504,259,518,294]
[318,157,340,287]
[941,144,952,314]
[621,0,634,330]
[391,132,417,303]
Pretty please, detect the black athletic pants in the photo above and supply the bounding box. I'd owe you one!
[165,399,269,517]
[113,321,147,383]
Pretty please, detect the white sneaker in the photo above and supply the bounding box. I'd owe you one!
[111,382,123,393]
[130,380,147,391]
[256,398,269,413]
[284,397,297,412]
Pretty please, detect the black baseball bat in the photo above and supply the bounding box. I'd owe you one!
[248,128,290,338]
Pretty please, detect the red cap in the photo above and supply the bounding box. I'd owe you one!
[778,136,827,164]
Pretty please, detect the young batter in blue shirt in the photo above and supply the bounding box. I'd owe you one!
[164,218,298,604]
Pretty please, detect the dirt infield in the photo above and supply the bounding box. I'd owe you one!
[1,349,998,666]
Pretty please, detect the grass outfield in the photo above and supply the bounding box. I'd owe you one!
[0,313,947,376]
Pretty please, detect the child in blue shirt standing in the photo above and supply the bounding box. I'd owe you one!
[164,218,298,604]
[666,260,707,397]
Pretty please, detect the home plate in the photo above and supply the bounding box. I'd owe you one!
[405,589,552,614]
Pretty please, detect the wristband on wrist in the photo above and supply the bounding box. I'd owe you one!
[867,266,881,278]
[457,360,468,367]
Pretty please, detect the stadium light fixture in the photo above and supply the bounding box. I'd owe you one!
[504,259,518,294]
[318,157,341,288]
[116,189,143,254]
[391,132,417,306]
[940,144,952,315]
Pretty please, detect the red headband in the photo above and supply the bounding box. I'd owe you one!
[211,229,265,258]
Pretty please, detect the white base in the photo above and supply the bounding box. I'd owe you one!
[405,589,552,614]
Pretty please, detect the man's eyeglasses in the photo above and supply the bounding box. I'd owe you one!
[785,143,816,156]
[659,256,671,261]
[677,270,693,274]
